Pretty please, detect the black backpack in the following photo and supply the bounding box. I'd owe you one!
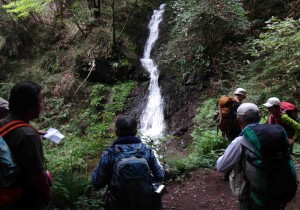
[242,124,298,206]
[107,143,153,210]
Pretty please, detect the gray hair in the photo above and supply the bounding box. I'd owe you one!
[238,113,260,124]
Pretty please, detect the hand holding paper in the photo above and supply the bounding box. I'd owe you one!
[43,128,64,144]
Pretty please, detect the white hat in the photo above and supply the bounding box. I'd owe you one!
[237,103,259,116]
[263,97,280,107]
[0,97,9,110]
[234,88,247,96]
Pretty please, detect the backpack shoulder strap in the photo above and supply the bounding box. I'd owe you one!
[240,136,257,155]
[0,120,31,137]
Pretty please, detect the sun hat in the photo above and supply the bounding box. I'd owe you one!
[237,103,259,116]
[263,97,280,107]
[0,97,9,110]
[234,88,247,96]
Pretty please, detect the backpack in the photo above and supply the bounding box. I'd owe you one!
[0,120,30,187]
[269,101,299,138]
[108,143,153,210]
[213,95,237,131]
[280,101,298,121]
[0,120,29,208]
[242,124,298,206]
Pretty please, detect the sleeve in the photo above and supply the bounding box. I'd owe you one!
[260,115,269,124]
[282,114,300,141]
[92,151,112,190]
[216,137,243,173]
[147,148,165,182]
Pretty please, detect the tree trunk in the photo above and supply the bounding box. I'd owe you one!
[111,0,117,57]
[87,0,100,18]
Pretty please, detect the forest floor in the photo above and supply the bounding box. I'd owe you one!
[162,162,300,210]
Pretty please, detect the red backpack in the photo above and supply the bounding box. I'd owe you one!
[280,102,298,121]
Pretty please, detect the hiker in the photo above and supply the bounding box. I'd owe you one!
[263,97,300,153]
[216,87,246,181]
[223,87,247,141]
[92,115,165,210]
[0,97,9,119]
[216,103,297,210]
[0,81,51,210]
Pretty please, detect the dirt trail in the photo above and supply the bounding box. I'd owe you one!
[162,167,300,210]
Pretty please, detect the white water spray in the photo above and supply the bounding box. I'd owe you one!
[140,4,166,139]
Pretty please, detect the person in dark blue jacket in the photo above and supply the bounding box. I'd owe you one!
[92,115,164,210]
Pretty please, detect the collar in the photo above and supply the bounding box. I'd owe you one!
[239,123,260,136]
[113,136,142,146]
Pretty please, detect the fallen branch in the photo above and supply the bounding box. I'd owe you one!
[73,59,95,97]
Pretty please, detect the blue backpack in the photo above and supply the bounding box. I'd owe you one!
[107,143,153,210]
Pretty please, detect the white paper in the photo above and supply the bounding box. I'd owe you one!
[43,127,64,144]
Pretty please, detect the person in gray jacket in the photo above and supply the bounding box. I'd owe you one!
[216,103,296,210]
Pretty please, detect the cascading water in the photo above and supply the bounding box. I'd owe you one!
[140,4,166,140]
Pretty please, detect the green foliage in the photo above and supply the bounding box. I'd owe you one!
[90,81,136,113]
[193,98,217,130]
[90,84,108,108]
[165,130,227,179]
[74,194,103,210]
[294,143,300,156]
[2,0,53,18]
[0,82,14,99]
[50,170,98,208]
[70,0,91,26]
[159,0,249,87]
[42,97,70,127]
[244,17,300,102]
[45,131,111,208]
[104,81,136,113]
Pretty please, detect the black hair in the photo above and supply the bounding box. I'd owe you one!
[9,81,42,117]
[115,115,137,137]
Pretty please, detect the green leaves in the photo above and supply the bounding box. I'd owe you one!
[2,0,53,18]
[245,17,300,100]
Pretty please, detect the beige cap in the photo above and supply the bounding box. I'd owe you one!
[0,97,9,110]
[234,88,247,96]
[237,103,259,116]
[263,97,280,107]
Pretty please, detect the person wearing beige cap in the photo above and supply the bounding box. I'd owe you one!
[223,87,247,141]
[263,97,300,151]
[234,88,247,103]
[217,88,247,181]
[217,103,297,210]
[0,97,9,119]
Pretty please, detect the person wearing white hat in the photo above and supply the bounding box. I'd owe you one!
[234,88,247,103]
[263,97,300,150]
[0,97,9,119]
[217,103,297,210]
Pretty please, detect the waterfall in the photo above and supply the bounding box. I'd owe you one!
[140,4,166,140]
